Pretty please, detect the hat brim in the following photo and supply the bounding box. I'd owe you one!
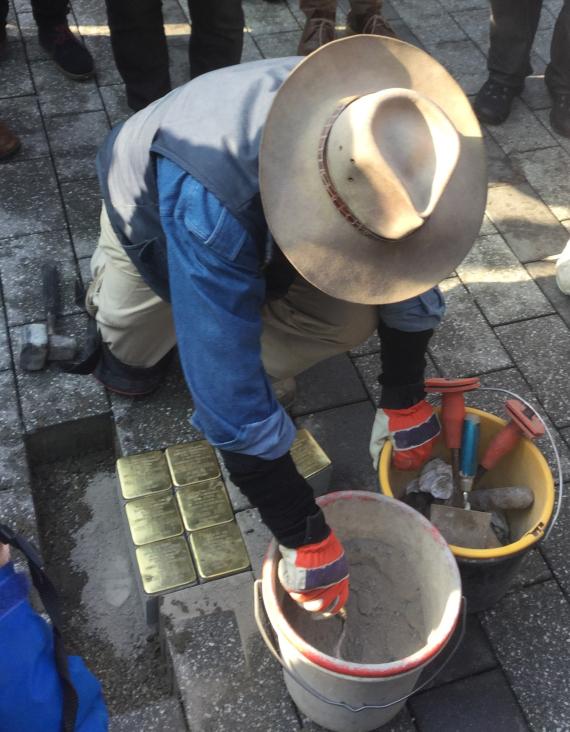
[259,35,487,305]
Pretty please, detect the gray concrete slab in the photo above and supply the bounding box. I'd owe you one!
[99,85,133,127]
[0,368,30,493]
[401,9,467,52]
[0,39,34,96]
[83,35,124,86]
[450,7,489,52]
[243,0,300,34]
[484,133,527,189]
[527,260,570,330]
[0,96,50,161]
[236,507,272,579]
[0,303,10,372]
[254,30,301,58]
[511,147,570,222]
[535,107,570,155]
[428,39,487,95]
[291,354,368,417]
[482,581,570,731]
[30,59,104,116]
[44,111,109,181]
[539,475,570,597]
[109,698,188,732]
[486,98,557,155]
[60,177,102,260]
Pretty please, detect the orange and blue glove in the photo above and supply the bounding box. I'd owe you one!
[278,530,349,615]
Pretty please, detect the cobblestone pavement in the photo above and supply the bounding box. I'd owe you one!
[1,0,570,730]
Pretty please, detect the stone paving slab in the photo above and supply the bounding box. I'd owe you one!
[352,352,439,405]
[486,98,557,156]
[254,30,300,58]
[60,178,102,260]
[511,147,570,222]
[99,85,131,128]
[538,480,570,600]
[484,132,526,189]
[428,39,487,95]
[0,39,33,97]
[291,354,368,417]
[109,698,187,732]
[0,302,10,372]
[236,507,271,579]
[44,111,110,182]
[535,108,570,155]
[30,59,104,117]
[0,96,49,161]
[482,581,570,731]
[0,370,30,492]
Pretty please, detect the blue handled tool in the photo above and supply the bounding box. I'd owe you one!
[459,414,480,508]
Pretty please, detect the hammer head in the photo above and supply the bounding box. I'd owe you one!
[20,324,48,371]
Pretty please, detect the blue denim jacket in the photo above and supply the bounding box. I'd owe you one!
[157,158,445,460]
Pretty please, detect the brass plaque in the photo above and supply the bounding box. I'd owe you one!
[176,479,233,532]
[117,451,172,499]
[291,429,331,479]
[190,521,250,581]
[165,441,220,487]
[136,537,196,595]
[125,492,183,546]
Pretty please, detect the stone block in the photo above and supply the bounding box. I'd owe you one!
[409,669,528,731]
[99,85,133,127]
[254,31,300,58]
[0,231,81,326]
[0,159,66,239]
[168,38,191,91]
[0,485,39,582]
[484,132,526,189]
[403,10,466,52]
[243,0,300,34]
[511,147,570,222]
[296,402,378,493]
[429,278,512,376]
[0,96,49,161]
[109,698,187,732]
[521,73,552,111]
[236,508,271,579]
[527,260,570,330]
[486,183,569,262]
[71,0,109,25]
[17,11,44,61]
[45,111,110,182]
[451,7,489,51]
[160,573,301,731]
[395,0,448,25]
[429,40,487,95]
[438,0,489,10]
[12,313,110,433]
[486,98,557,155]
[31,60,103,116]
[389,20,423,49]
[60,178,102,259]
[535,108,570,155]
[482,581,570,731]
[0,38,33,94]
[242,32,264,63]
[479,214,497,236]
[456,235,553,325]
[496,315,570,428]
[291,354,368,417]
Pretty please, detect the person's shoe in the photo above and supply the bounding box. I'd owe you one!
[473,79,522,125]
[347,10,396,38]
[0,119,21,161]
[38,23,94,80]
[549,91,570,139]
[298,12,335,56]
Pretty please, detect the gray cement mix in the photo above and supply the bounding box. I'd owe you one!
[287,538,426,664]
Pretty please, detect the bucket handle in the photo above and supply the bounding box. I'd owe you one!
[254,579,466,713]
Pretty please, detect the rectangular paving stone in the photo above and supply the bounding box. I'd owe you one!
[429,39,488,95]
[83,35,124,86]
[456,235,554,324]
[0,96,49,161]
[486,183,569,262]
[235,508,272,579]
[0,300,10,371]
[388,20,423,49]
[296,402,378,494]
[486,98,556,155]
[241,31,264,63]
[60,177,102,259]
[482,581,570,731]
[161,572,301,732]
[17,11,44,62]
[451,7,489,52]
[394,0,447,24]
[527,259,570,330]
[438,0,489,10]
[243,0,300,34]
[535,107,570,155]
[31,59,103,116]
[254,30,300,58]
[496,315,570,428]
[508,548,552,591]
[511,147,570,222]
[403,10,466,51]
[109,698,187,732]
[479,214,497,236]
[409,669,528,731]
[45,111,109,181]
[291,354,367,417]
[0,485,39,586]
[99,85,132,128]
[0,370,31,492]
[70,0,109,25]
[429,277,512,376]
[0,39,33,96]
[0,231,81,326]
[540,469,570,597]
[484,132,526,189]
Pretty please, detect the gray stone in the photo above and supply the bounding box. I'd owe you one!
[527,259,570,330]
[99,85,133,127]
[236,508,272,579]
[395,0,448,24]
[428,40,487,95]
[456,235,554,324]
[437,0,489,10]
[109,698,187,732]
[540,470,570,597]
[352,352,438,405]
[254,31,300,58]
[242,32,264,63]
[349,333,381,357]
[508,548,552,591]
[111,358,201,456]
[389,20,423,49]
[0,231,81,326]
[0,96,49,161]
[71,0,110,24]
[0,370,30,492]
[0,38,33,95]
[45,111,109,181]
[484,132,526,189]
[296,402,378,493]
[12,314,110,432]
[451,7,489,52]
[521,73,553,111]
[486,183,569,262]
[161,573,301,732]
[17,11,46,62]
[511,147,570,222]
[0,307,10,372]
[482,581,570,731]
[479,214,497,236]
[83,35,124,86]
[167,38,191,91]
[535,107,570,155]
[243,0,300,34]
[60,178,102,259]
[429,278,512,376]
[0,485,38,546]
[496,316,570,428]
[486,98,557,155]
[403,10,467,51]
[292,354,368,417]
[0,160,66,239]
[31,60,103,116]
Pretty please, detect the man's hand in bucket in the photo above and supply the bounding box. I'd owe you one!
[369,399,441,471]
[278,530,349,615]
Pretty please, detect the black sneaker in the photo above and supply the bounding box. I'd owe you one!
[549,92,570,139]
[38,23,94,80]
[473,79,522,125]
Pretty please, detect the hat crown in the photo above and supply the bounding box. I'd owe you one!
[325,88,461,240]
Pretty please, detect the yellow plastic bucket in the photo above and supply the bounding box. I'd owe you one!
[378,406,555,611]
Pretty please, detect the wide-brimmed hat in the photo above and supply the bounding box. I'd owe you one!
[259,35,487,304]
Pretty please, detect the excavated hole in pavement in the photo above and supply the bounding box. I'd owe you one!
[31,449,171,715]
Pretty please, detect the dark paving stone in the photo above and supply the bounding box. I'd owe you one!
[12,313,110,432]
[0,304,10,371]
[484,133,526,190]
[451,7,490,52]
[70,0,109,25]
[0,39,33,96]
[108,698,187,732]
[83,35,123,86]
[0,96,49,161]
[482,581,570,731]
[296,401,378,494]
[45,111,109,181]
[99,85,132,127]
[456,235,553,325]
[508,548,552,591]
[395,0,447,24]
[511,147,570,223]
[486,183,569,263]
[352,352,438,405]
[17,11,44,62]
[60,178,102,259]
[243,0,300,34]
[0,159,66,239]
[0,486,39,587]
[0,231,81,326]
[291,354,368,417]
[235,507,271,579]
[527,260,570,330]
[31,59,103,116]
[540,475,570,598]
[301,706,416,731]
[429,278,512,376]
[389,19,423,49]
[111,358,201,456]
[254,30,300,58]
[410,668,528,731]
[438,0,489,10]
[429,39,488,95]
[0,370,30,493]
[403,9,467,52]
[496,316,570,428]
[486,98,556,155]
[350,332,381,357]
[241,32,264,64]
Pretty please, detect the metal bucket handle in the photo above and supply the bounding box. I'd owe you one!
[254,579,466,713]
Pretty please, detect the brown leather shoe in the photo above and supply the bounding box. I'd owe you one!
[298,12,335,56]
[347,10,397,38]
[0,119,20,161]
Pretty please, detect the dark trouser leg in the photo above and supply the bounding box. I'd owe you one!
[0,0,8,27]
[187,0,244,78]
[30,0,68,28]
[546,0,570,94]
[105,0,171,111]
[488,0,543,88]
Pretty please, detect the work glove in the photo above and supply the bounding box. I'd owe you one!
[369,399,441,471]
[278,530,349,615]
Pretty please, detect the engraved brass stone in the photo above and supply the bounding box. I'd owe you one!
[190,521,250,581]
[117,451,172,499]
[165,441,220,487]
[125,492,183,546]
[290,429,332,479]
[176,479,233,532]
[136,537,196,595]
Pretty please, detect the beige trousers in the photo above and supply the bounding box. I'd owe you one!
[87,205,379,378]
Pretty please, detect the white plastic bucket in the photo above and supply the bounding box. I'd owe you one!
[256,491,462,732]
